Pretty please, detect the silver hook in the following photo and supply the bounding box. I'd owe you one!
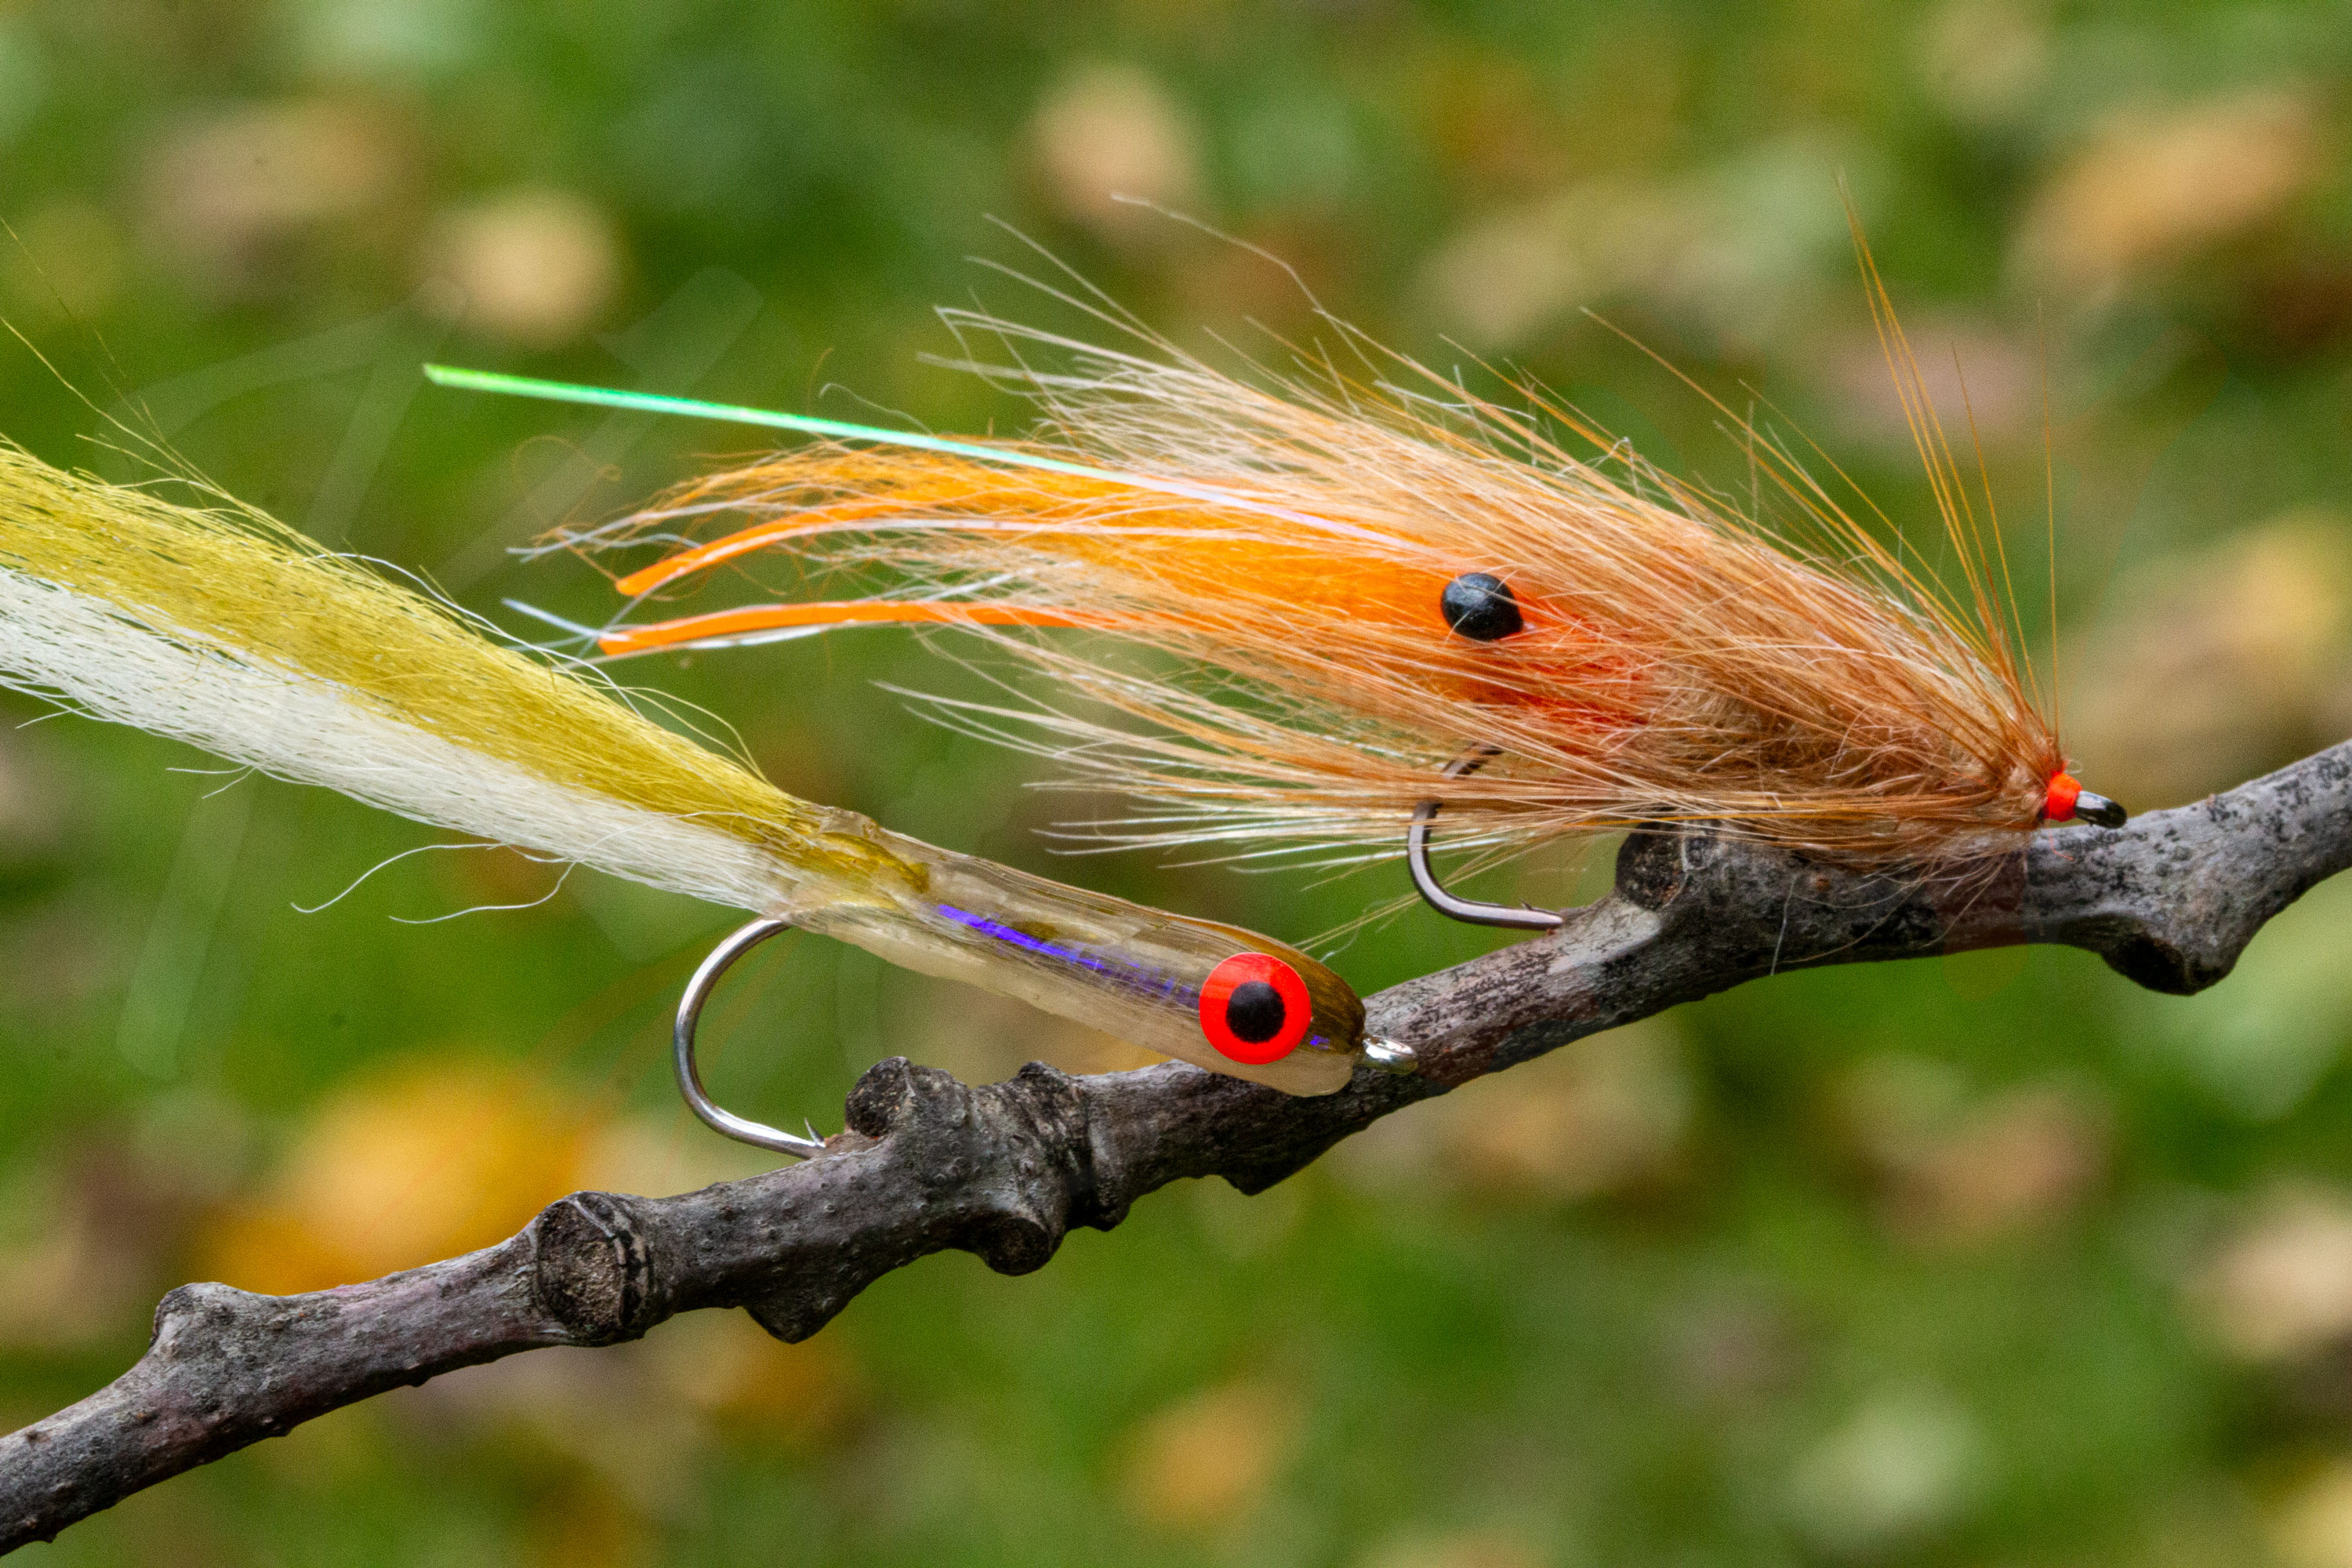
[1407,748,1566,932]
[674,916,829,1160]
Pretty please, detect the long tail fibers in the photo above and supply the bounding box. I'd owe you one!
[0,444,1366,1093]
[429,257,2123,887]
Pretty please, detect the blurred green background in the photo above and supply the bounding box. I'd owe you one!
[3,1,2352,1563]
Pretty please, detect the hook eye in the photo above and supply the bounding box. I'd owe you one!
[674,916,829,1160]
[2072,789,2129,829]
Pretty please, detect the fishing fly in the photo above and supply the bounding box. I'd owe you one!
[0,242,2124,1159]
[0,445,1392,1161]
[426,246,2125,942]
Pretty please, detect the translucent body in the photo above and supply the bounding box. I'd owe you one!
[800,819,1363,1093]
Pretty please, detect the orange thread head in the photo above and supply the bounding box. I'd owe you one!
[2042,771,2082,822]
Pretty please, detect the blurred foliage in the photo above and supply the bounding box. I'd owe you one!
[2,0,2352,1563]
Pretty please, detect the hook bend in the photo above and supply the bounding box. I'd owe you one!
[1407,748,1567,932]
[674,916,829,1160]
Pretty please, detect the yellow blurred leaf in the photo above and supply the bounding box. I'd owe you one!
[422,187,622,349]
[1029,63,1202,246]
[1444,1021,1692,1201]
[648,1308,864,1448]
[2016,91,2323,296]
[2194,1184,2352,1363]
[1117,1378,1301,1531]
[1832,1058,2109,1247]
[2067,514,2352,809]
[137,96,412,296]
[199,1052,592,1293]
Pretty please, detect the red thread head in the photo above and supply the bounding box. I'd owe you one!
[2043,771,2083,822]
[1198,952,1312,1065]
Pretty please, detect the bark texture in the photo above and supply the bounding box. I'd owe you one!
[5,740,2349,1549]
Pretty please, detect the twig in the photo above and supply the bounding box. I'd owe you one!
[3,739,2347,1548]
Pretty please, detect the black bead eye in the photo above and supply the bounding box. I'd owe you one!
[1440,572,1523,641]
[1222,979,1287,1044]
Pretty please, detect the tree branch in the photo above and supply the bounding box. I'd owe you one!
[5,740,2349,1548]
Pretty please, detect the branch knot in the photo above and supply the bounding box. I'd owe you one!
[846,1056,1101,1273]
[530,1192,661,1345]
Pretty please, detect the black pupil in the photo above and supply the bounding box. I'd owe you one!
[1440,572,1523,641]
[1223,979,1287,1044]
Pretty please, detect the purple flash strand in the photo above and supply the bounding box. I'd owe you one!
[932,904,1332,1053]
[935,903,1193,1005]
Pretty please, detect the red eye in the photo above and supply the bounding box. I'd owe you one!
[1198,952,1312,1065]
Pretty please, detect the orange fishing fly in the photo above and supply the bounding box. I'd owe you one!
[430,251,2123,935]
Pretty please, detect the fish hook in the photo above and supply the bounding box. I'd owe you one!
[674,916,829,1160]
[1407,748,1568,932]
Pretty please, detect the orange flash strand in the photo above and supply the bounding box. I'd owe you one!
[597,600,1097,657]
